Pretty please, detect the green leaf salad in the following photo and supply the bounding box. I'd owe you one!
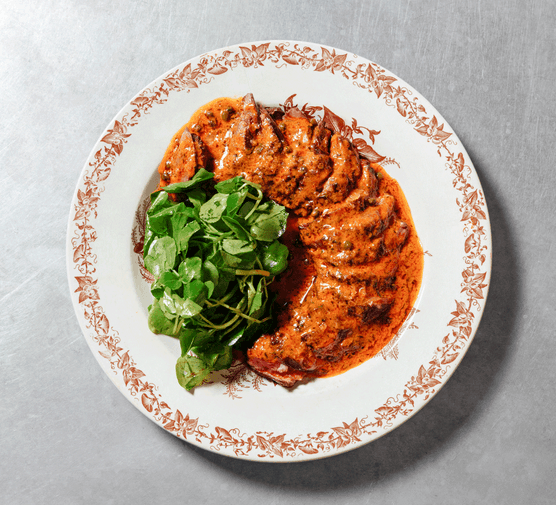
[143,168,289,390]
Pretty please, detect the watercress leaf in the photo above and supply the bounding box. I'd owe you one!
[213,346,233,370]
[178,256,203,282]
[193,345,233,371]
[214,176,244,194]
[163,167,214,193]
[205,218,231,235]
[236,250,257,270]
[148,190,172,213]
[170,206,196,235]
[221,250,243,268]
[159,270,182,291]
[179,328,198,355]
[262,240,289,275]
[206,248,225,270]
[160,289,177,315]
[176,220,201,253]
[245,316,274,345]
[186,188,207,208]
[150,277,165,299]
[204,280,215,298]
[146,206,174,235]
[250,201,272,217]
[257,201,286,219]
[182,279,207,305]
[176,355,211,390]
[199,193,228,223]
[174,295,203,318]
[249,279,264,316]
[238,201,255,219]
[143,227,156,256]
[211,277,230,300]
[225,190,245,215]
[147,299,177,335]
[202,260,219,285]
[250,206,288,241]
[221,215,249,240]
[225,326,245,346]
[189,329,216,347]
[222,238,256,255]
[145,236,176,276]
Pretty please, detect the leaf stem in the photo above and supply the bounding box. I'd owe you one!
[235,269,270,277]
[197,311,240,330]
[243,188,263,220]
[205,299,269,324]
[172,316,182,335]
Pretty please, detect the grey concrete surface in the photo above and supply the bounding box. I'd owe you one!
[1,0,555,503]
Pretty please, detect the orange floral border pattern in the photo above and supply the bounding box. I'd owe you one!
[70,42,489,459]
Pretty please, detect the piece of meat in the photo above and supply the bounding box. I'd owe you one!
[247,355,307,388]
[216,95,339,217]
[300,195,397,267]
[216,94,284,181]
[157,127,209,196]
[247,288,393,384]
[318,133,361,203]
[311,120,332,154]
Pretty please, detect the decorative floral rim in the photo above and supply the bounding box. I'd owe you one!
[68,41,490,461]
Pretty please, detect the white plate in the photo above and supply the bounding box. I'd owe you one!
[67,41,491,461]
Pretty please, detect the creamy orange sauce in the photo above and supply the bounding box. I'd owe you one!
[157,95,423,386]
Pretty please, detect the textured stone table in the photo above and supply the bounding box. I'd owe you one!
[1,0,555,503]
